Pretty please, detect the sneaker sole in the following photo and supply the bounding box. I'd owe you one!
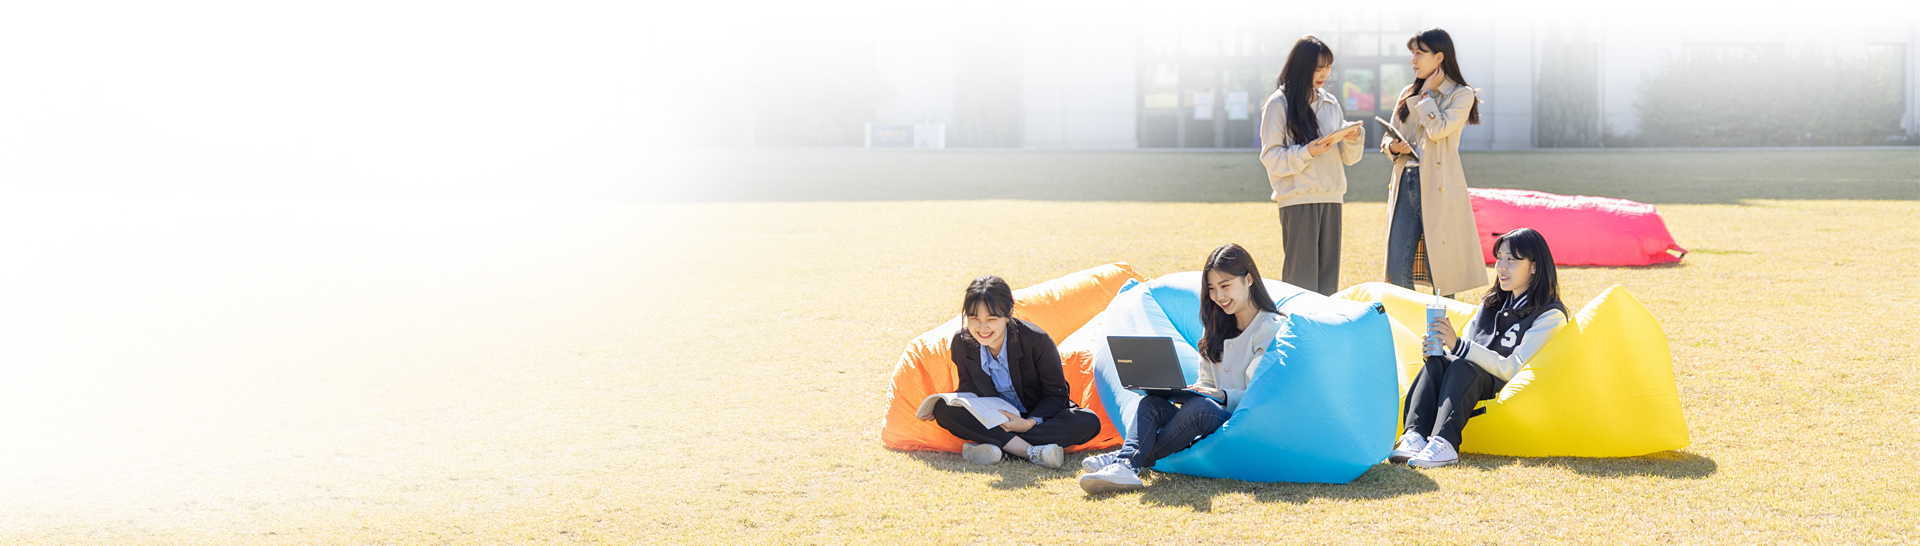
[1407,457,1458,469]
[1032,446,1065,469]
[1387,450,1419,465]
[1078,476,1145,494]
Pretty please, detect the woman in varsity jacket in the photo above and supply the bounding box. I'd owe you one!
[1392,228,1568,468]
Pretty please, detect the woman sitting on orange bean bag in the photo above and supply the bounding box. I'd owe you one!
[928,275,1103,468]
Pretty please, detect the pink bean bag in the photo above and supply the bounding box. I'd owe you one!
[1469,188,1687,266]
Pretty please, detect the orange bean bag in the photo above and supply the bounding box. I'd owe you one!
[881,263,1148,452]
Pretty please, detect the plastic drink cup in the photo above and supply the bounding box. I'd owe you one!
[1424,300,1448,356]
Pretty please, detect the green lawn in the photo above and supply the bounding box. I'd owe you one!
[666,148,1918,204]
[0,149,1914,544]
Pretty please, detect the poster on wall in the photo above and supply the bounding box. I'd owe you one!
[1193,91,1214,120]
[1226,91,1249,120]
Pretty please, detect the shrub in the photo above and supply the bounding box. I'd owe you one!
[1535,32,1601,148]
[1632,45,1905,147]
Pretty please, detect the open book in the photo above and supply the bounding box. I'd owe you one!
[916,392,1019,429]
[1309,120,1365,148]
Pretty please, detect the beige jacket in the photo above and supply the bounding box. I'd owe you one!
[1384,76,1490,296]
[1196,311,1286,413]
[1259,86,1363,207]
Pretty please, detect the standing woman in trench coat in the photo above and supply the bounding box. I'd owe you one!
[1381,28,1488,298]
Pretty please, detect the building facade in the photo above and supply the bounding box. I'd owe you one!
[757,6,1919,150]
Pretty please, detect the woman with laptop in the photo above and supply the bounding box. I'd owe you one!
[929,275,1103,469]
[1391,228,1568,468]
[1079,244,1289,493]
[1380,28,1488,300]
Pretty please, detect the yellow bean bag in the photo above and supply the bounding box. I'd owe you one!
[881,263,1148,453]
[1332,282,1690,457]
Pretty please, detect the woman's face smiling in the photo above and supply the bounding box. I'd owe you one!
[1206,270,1254,317]
[1313,60,1332,90]
[965,303,1009,349]
[1494,242,1534,294]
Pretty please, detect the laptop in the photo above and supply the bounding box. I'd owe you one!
[1105,336,1196,399]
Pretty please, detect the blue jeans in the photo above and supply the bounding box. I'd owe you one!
[1115,393,1230,470]
[1385,167,1425,289]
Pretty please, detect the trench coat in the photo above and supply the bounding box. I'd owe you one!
[1384,77,1489,296]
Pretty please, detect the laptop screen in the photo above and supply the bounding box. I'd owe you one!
[1105,336,1189,390]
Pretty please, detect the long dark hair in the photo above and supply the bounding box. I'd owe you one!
[1197,244,1279,364]
[1479,228,1559,318]
[1274,36,1334,146]
[959,275,1014,344]
[1395,28,1480,125]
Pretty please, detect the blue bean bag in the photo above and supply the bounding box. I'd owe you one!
[1078,272,1397,483]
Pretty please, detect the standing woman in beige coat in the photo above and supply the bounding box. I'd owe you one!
[1381,28,1488,298]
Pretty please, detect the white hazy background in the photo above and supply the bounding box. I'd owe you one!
[2,1,663,198]
[0,0,997,198]
[0,0,1911,199]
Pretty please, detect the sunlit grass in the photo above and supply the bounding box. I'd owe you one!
[0,150,1915,544]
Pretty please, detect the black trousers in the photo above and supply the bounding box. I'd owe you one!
[1279,202,1342,296]
[1402,354,1504,448]
[931,401,1102,449]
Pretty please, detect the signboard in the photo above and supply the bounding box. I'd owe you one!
[866,124,914,147]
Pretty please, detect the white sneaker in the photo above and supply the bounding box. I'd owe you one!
[1389,432,1428,464]
[1081,451,1121,472]
[1027,444,1064,469]
[961,442,1002,465]
[1407,436,1459,469]
[1079,462,1145,494]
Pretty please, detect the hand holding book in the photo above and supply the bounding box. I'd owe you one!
[916,393,1020,429]
[997,410,1035,433]
[1314,120,1365,145]
[1375,116,1419,161]
[1308,120,1365,156]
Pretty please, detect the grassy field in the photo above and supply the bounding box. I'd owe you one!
[0,149,1915,544]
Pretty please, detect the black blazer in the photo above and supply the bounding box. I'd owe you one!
[949,319,1076,419]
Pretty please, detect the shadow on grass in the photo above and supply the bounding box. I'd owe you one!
[901,450,1064,491]
[1097,463,1441,512]
[1457,449,1717,479]
[1076,450,1715,511]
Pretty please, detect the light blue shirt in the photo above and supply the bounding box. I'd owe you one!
[979,342,1028,415]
